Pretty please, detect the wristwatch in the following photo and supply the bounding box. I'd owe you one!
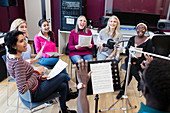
[77,82,84,89]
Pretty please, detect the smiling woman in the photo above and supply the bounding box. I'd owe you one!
[116,23,153,100]
[96,15,122,61]
[68,15,94,64]
[9,18,36,63]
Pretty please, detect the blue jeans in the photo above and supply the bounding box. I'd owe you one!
[38,57,59,66]
[32,72,69,109]
[38,57,70,81]
[97,53,108,60]
[70,55,93,64]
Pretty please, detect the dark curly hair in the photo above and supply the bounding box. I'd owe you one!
[144,58,170,105]
[4,30,23,54]
[38,19,54,42]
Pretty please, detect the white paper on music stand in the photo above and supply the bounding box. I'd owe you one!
[34,42,46,60]
[47,59,68,80]
[90,62,114,94]
[78,35,92,47]
[46,52,63,57]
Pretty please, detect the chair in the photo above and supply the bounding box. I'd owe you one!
[152,35,170,57]
[17,90,60,113]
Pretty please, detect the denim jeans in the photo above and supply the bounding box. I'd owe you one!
[32,72,69,109]
[97,53,108,60]
[70,55,93,64]
[38,57,59,66]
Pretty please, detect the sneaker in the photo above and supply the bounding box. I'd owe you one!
[61,107,77,113]
[66,91,78,101]
[116,91,124,100]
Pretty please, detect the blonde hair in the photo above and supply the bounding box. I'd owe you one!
[105,15,120,40]
[10,18,28,37]
[75,15,88,34]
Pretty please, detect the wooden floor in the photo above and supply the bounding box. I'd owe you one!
[0,55,145,113]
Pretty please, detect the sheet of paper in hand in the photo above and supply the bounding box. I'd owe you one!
[78,35,92,47]
[130,46,143,58]
[34,42,46,60]
[47,59,68,80]
[46,52,63,57]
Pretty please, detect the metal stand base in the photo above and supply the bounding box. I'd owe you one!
[99,95,137,113]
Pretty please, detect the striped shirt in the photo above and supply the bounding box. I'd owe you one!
[7,55,41,94]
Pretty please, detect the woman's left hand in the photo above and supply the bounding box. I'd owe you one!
[88,44,92,48]
[106,56,111,60]
[41,75,49,81]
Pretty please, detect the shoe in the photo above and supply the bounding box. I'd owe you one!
[61,107,77,113]
[116,91,124,100]
[66,91,78,101]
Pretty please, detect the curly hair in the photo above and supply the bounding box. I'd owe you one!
[144,58,170,105]
[4,30,23,54]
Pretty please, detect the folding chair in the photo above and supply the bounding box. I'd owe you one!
[17,90,60,113]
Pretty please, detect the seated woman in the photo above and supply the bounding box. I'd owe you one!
[68,15,94,64]
[34,19,59,67]
[5,30,76,113]
[116,23,153,99]
[34,19,76,88]
[97,15,122,61]
[9,18,36,63]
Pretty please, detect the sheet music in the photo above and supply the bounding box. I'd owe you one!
[130,46,143,58]
[90,62,114,94]
[46,52,63,57]
[78,35,92,47]
[34,42,46,60]
[47,59,68,80]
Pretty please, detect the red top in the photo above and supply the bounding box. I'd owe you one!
[68,29,94,58]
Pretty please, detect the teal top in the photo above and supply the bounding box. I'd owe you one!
[138,102,170,113]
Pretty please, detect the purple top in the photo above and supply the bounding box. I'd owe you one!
[34,31,57,58]
[68,29,94,57]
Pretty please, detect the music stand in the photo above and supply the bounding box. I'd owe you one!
[86,59,121,113]
[99,48,137,113]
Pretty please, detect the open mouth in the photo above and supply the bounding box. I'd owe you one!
[24,45,27,49]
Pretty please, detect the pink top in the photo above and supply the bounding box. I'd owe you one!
[68,29,94,57]
[34,31,57,58]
